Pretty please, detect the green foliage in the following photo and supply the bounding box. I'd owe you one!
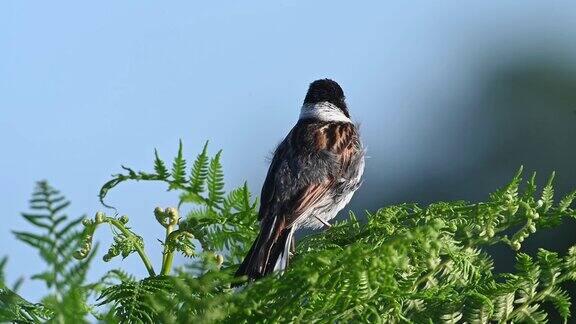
[97,141,259,268]
[1,256,52,323]
[75,211,156,277]
[2,143,576,323]
[149,164,576,323]
[0,256,7,287]
[72,142,257,323]
[0,286,53,323]
[189,142,210,193]
[149,267,236,324]
[3,181,97,323]
[12,181,91,291]
[98,275,172,323]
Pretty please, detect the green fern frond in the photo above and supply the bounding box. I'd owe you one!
[100,269,136,286]
[223,182,252,213]
[490,165,523,206]
[0,286,53,323]
[439,311,463,324]
[42,287,91,324]
[103,233,145,262]
[514,304,548,323]
[98,165,164,208]
[13,181,96,296]
[99,145,185,208]
[170,139,187,190]
[98,277,172,323]
[20,213,52,231]
[189,141,210,193]
[547,287,571,321]
[207,150,224,207]
[565,247,576,280]
[491,291,515,321]
[540,171,555,213]
[559,190,576,213]
[537,249,562,286]
[99,141,215,209]
[154,149,170,180]
[463,292,494,324]
[166,231,197,258]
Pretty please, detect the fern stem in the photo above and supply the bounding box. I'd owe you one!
[107,219,156,277]
[160,250,174,276]
[160,223,175,276]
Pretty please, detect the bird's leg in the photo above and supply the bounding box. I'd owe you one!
[314,215,332,228]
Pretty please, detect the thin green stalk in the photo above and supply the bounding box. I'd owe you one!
[160,251,174,276]
[107,218,156,277]
[160,222,176,276]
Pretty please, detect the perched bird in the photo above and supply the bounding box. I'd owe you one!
[235,79,365,280]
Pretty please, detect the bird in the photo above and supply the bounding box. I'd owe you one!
[235,78,365,281]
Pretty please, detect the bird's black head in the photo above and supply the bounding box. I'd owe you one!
[303,79,349,117]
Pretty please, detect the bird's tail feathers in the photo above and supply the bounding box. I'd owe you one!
[273,227,294,272]
[235,216,294,280]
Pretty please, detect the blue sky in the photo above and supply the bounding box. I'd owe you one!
[2,1,576,301]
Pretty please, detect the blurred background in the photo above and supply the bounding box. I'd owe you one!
[1,0,575,310]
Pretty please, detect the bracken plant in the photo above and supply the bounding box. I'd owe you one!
[1,141,575,323]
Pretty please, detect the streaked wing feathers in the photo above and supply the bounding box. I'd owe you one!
[259,120,362,227]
